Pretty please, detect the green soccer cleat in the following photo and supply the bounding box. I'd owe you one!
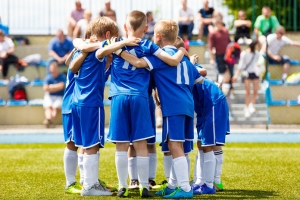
[117,187,129,197]
[65,182,82,194]
[99,179,118,192]
[140,187,153,198]
[152,180,168,190]
[214,181,224,191]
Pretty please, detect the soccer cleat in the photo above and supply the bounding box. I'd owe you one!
[117,188,129,197]
[128,179,139,190]
[214,181,224,191]
[152,180,168,190]
[191,183,201,194]
[198,183,216,194]
[99,179,117,192]
[148,179,156,189]
[163,188,193,199]
[81,182,112,196]
[65,182,82,194]
[140,187,153,198]
[155,184,176,196]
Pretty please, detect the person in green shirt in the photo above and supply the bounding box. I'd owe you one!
[254,6,279,43]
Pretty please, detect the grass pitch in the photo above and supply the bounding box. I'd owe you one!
[0,143,300,199]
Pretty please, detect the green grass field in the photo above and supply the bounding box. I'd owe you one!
[1,143,300,199]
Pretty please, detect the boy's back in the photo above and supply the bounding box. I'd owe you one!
[109,39,161,98]
[144,46,202,118]
[73,48,107,107]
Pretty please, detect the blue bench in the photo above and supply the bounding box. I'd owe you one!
[7,100,27,106]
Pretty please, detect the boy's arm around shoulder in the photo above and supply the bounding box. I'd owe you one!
[120,51,148,68]
[96,37,141,59]
[73,37,100,53]
[65,48,77,66]
[156,47,186,66]
[69,52,88,73]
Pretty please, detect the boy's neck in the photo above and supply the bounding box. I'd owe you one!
[159,41,173,48]
[127,31,143,39]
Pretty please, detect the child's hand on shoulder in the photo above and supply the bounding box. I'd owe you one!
[189,54,198,64]
[123,37,141,46]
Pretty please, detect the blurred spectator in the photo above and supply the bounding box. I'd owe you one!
[143,11,156,40]
[47,29,73,74]
[99,0,117,22]
[67,1,85,38]
[234,10,252,45]
[254,6,279,44]
[208,10,224,33]
[209,19,231,76]
[73,10,92,39]
[262,26,300,81]
[43,61,66,128]
[197,0,214,42]
[233,41,263,118]
[0,30,26,83]
[177,0,194,41]
[0,16,9,35]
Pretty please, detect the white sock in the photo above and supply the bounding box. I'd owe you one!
[282,73,287,80]
[115,151,128,189]
[195,150,204,185]
[163,155,172,180]
[193,153,198,183]
[137,156,150,189]
[214,150,224,184]
[203,151,216,189]
[64,148,78,187]
[173,156,191,192]
[167,165,177,190]
[149,153,157,180]
[78,153,84,185]
[186,155,191,180]
[128,157,138,180]
[83,154,98,190]
[95,151,99,184]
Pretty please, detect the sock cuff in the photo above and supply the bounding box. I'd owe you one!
[136,156,149,160]
[115,151,127,156]
[173,156,186,164]
[65,148,77,156]
[214,150,223,155]
[149,153,157,158]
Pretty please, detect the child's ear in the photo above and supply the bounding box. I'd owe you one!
[124,24,128,33]
[144,25,149,33]
[105,31,111,39]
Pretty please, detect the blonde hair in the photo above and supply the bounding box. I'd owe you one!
[91,17,118,38]
[127,10,147,31]
[84,10,92,18]
[154,20,178,43]
[84,22,93,39]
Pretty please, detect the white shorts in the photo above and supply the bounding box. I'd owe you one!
[43,93,62,109]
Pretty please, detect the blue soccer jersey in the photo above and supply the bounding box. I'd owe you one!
[193,78,226,128]
[73,48,107,107]
[143,45,203,118]
[109,39,162,98]
[62,50,81,114]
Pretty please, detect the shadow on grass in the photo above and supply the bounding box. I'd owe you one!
[113,189,279,199]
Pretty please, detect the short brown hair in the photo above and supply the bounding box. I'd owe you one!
[91,17,118,38]
[127,10,147,31]
[154,20,178,43]
[173,36,185,49]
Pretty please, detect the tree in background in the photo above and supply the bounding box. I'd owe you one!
[223,0,300,31]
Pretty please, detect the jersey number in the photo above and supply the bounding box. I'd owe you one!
[176,61,189,85]
[122,49,136,71]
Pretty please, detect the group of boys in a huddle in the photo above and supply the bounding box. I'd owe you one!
[62,10,229,199]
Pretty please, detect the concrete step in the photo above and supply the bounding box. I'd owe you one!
[15,45,48,60]
[279,46,300,61]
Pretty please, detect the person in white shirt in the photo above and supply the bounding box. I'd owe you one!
[233,41,265,118]
[177,0,194,41]
[0,30,23,82]
[73,10,92,39]
[262,26,300,80]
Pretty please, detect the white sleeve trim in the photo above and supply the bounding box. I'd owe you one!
[95,49,105,62]
[194,76,204,84]
[153,48,163,56]
[143,57,153,71]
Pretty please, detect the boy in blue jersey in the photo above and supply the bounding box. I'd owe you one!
[106,10,187,198]
[62,26,93,194]
[192,67,230,195]
[69,17,141,197]
[120,19,203,199]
